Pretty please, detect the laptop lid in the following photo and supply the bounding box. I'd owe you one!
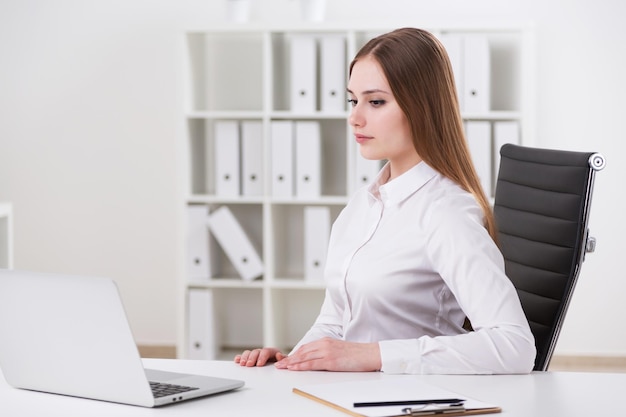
[0,269,244,407]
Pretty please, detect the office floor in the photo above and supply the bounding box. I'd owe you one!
[137,345,626,373]
[138,345,176,359]
[548,355,626,373]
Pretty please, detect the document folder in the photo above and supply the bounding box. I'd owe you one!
[294,378,501,417]
[186,205,218,281]
[290,35,317,113]
[241,120,263,196]
[463,35,491,113]
[465,120,493,197]
[320,35,346,113]
[187,289,217,360]
[207,206,264,281]
[493,121,519,180]
[304,206,330,282]
[295,121,322,198]
[214,120,241,197]
[270,120,295,198]
[355,152,381,190]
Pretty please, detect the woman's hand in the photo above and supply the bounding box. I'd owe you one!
[234,347,286,367]
[274,337,381,372]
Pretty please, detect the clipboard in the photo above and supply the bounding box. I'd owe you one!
[293,378,501,417]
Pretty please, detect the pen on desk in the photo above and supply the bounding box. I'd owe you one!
[402,404,466,416]
[353,398,465,408]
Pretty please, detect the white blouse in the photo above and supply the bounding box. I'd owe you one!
[291,161,536,374]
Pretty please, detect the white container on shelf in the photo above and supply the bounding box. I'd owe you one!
[299,0,326,22]
[226,0,251,23]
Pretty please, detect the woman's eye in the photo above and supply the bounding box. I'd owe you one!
[347,98,385,107]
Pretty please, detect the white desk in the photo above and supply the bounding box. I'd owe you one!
[1,359,624,416]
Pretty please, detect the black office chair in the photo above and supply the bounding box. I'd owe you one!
[493,143,605,371]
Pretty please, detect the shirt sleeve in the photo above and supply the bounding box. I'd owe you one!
[379,196,536,374]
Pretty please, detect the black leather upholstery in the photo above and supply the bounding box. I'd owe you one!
[493,144,604,371]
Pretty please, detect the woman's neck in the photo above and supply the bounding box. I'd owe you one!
[388,155,423,182]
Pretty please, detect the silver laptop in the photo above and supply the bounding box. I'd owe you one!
[0,269,244,407]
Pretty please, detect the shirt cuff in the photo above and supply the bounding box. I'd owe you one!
[379,339,424,374]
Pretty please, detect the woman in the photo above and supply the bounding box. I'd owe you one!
[235,27,536,374]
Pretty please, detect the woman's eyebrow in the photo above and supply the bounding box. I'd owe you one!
[346,88,391,95]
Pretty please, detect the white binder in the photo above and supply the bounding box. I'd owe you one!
[465,121,493,197]
[320,35,346,113]
[438,33,464,111]
[304,206,331,282]
[463,35,491,113]
[214,120,240,197]
[493,121,520,176]
[241,120,263,196]
[270,120,294,198]
[295,121,322,198]
[186,205,218,281]
[207,206,264,281]
[290,35,317,113]
[187,289,217,360]
[354,152,381,190]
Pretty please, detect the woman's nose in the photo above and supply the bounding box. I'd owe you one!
[349,105,364,128]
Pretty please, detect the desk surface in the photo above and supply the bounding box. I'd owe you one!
[1,358,624,416]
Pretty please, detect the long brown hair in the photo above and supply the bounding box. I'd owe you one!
[349,27,497,241]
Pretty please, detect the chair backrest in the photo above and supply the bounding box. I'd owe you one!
[493,144,605,371]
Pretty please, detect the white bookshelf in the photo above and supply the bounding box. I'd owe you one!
[177,23,534,359]
[0,203,14,269]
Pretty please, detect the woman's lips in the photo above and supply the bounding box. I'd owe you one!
[355,134,372,144]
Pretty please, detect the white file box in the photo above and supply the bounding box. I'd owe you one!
[186,205,218,281]
[290,35,317,113]
[241,120,263,196]
[493,121,520,176]
[187,289,217,360]
[355,152,381,191]
[214,120,241,197]
[320,35,346,113]
[207,206,264,281]
[304,206,331,282]
[270,121,294,198]
[465,121,493,197]
[295,121,321,198]
[463,35,491,113]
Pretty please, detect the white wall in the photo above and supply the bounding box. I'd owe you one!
[1,0,624,355]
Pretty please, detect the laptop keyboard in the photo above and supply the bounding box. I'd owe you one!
[149,381,199,398]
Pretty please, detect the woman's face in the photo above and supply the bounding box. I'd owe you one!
[347,55,421,179]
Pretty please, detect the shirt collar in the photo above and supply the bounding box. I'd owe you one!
[367,161,439,206]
